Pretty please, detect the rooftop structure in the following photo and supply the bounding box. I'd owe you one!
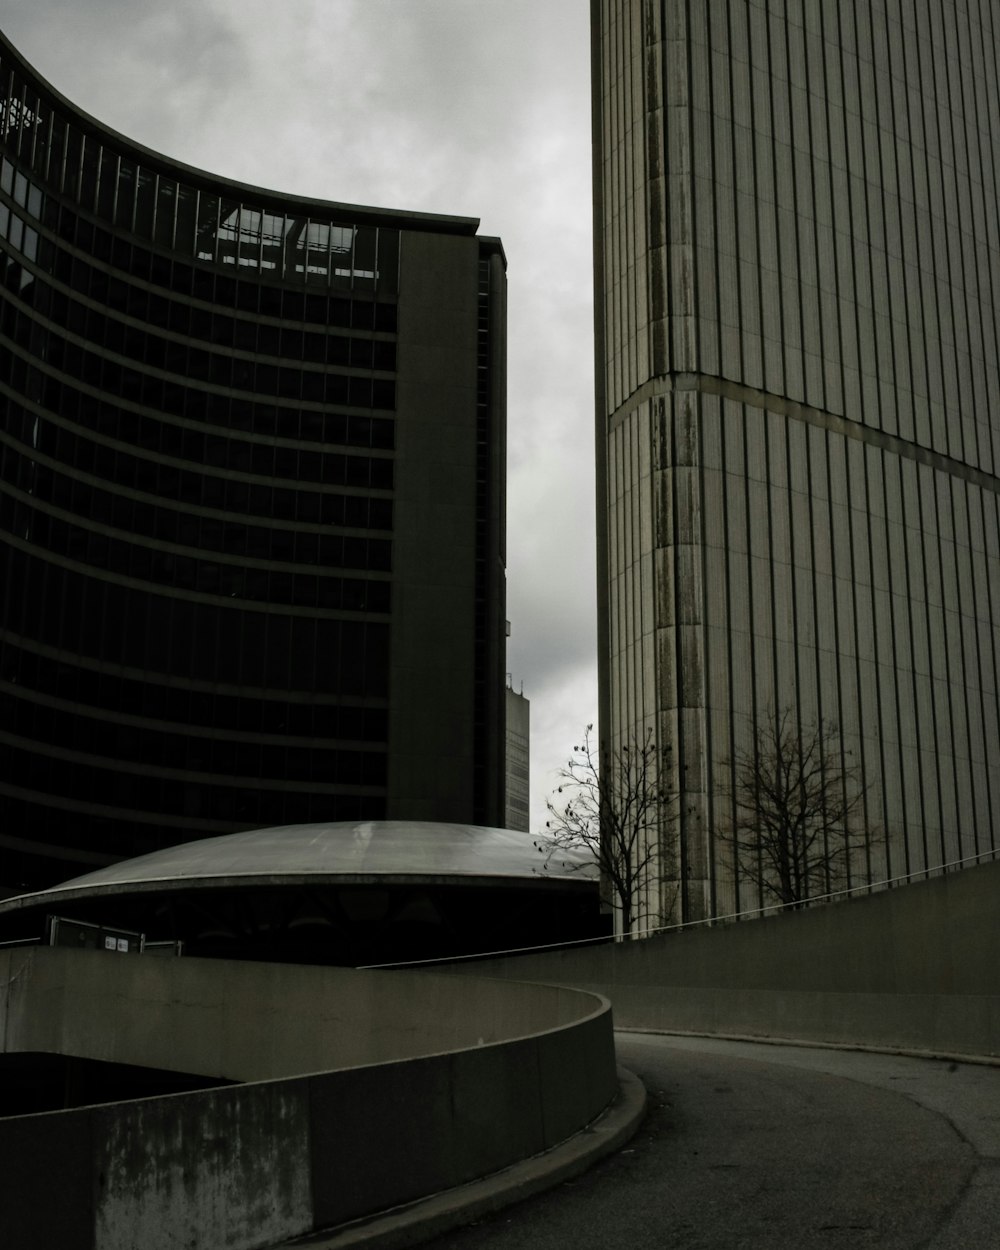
[504,682,530,832]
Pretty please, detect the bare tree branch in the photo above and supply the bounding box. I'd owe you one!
[723,707,869,909]
[536,725,673,936]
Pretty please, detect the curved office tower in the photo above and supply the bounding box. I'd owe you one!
[593,2,1000,923]
[0,34,506,894]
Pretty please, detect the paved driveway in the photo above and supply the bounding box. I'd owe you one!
[421,1033,1000,1249]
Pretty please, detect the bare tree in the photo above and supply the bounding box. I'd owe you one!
[536,725,672,937]
[724,707,869,909]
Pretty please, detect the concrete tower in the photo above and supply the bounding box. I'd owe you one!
[592,1,1000,922]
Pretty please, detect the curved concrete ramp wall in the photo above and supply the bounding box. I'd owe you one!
[0,946,604,1079]
[0,949,617,1250]
[467,859,1000,1060]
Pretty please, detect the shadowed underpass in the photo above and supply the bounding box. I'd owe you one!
[421,1034,999,1250]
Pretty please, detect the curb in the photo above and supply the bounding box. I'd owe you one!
[617,1027,1000,1068]
[281,1067,647,1249]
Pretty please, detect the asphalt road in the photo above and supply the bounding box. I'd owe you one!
[420,1034,1000,1250]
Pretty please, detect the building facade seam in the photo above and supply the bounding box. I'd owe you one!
[607,371,1000,497]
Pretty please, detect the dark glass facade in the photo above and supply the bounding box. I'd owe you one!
[0,34,507,893]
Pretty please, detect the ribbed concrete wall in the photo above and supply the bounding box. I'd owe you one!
[593,0,1000,925]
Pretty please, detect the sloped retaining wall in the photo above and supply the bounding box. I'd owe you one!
[462,859,1000,1060]
[0,948,617,1250]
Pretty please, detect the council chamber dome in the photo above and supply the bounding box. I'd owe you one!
[0,821,602,965]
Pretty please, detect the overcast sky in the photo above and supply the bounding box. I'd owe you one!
[4,1,597,831]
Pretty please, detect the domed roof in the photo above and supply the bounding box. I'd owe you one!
[0,821,595,914]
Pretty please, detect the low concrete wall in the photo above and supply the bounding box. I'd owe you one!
[0,949,617,1250]
[463,860,1000,1059]
[0,946,598,1080]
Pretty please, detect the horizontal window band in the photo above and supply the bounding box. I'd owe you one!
[0,783,243,838]
[0,730,389,796]
[0,529,392,620]
[0,427,393,534]
[0,348,396,463]
[0,629,389,706]
[0,479,391,579]
[0,680,388,753]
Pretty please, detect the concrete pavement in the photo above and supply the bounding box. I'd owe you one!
[418,1034,999,1249]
